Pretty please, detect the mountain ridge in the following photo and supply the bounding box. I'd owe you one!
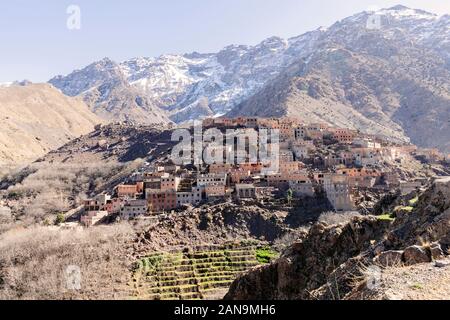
[48,5,449,152]
[0,83,102,165]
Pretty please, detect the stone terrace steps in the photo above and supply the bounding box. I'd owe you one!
[132,244,262,300]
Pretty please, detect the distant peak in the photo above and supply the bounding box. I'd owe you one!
[260,36,285,44]
[97,57,116,65]
[14,79,32,86]
[257,36,288,49]
[387,5,410,11]
[381,5,435,16]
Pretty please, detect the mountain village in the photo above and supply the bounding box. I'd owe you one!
[80,116,447,227]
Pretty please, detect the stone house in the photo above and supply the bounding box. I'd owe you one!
[330,128,357,144]
[80,210,109,227]
[229,169,251,184]
[161,175,181,192]
[197,173,227,187]
[209,163,233,174]
[205,184,227,199]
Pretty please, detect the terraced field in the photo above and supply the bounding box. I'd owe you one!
[131,244,272,300]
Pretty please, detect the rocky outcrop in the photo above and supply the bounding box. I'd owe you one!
[374,250,403,267]
[384,177,450,251]
[403,246,431,265]
[224,217,389,300]
[133,202,297,254]
[225,177,450,300]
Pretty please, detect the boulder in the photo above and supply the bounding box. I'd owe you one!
[435,260,450,268]
[383,289,404,300]
[375,250,404,267]
[373,244,385,256]
[402,245,431,265]
[430,242,444,260]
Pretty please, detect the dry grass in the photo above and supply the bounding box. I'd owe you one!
[0,223,135,300]
[1,160,143,230]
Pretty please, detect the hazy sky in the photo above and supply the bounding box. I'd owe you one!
[0,0,448,82]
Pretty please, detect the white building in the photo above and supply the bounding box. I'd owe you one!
[353,138,381,149]
[120,199,148,220]
[176,187,204,207]
[197,173,227,187]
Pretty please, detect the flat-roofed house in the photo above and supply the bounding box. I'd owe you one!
[323,174,355,212]
[117,184,139,199]
[120,199,148,220]
[176,187,204,207]
[289,179,315,197]
[161,175,181,192]
[235,184,257,199]
[147,190,177,212]
[80,210,109,227]
[205,184,227,199]
[197,173,227,187]
[81,194,112,227]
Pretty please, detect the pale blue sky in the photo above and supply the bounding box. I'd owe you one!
[0,0,448,82]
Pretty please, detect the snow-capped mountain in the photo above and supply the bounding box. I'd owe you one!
[49,5,449,152]
[50,58,171,124]
[229,5,450,152]
[49,30,324,123]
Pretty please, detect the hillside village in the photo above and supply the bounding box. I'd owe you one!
[1,3,450,304]
[79,117,449,227]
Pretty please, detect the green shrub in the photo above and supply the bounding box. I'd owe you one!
[409,197,419,206]
[377,213,395,222]
[55,213,65,225]
[256,247,278,264]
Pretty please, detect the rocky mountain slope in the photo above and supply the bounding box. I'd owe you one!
[49,32,322,124]
[0,83,101,165]
[225,176,450,300]
[49,58,171,125]
[229,6,450,150]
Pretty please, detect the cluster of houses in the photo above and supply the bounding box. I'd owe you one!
[79,117,447,226]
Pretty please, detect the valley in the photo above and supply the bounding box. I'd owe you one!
[1,114,449,300]
[0,4,449,302]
